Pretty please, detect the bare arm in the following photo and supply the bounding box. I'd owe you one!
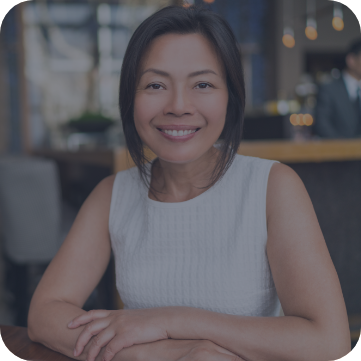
[27,174,242,361]
[28,175,115,360]
[165,163,351,361]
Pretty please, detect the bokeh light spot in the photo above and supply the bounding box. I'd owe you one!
[332,17,344,31]
[305,26,318,40]
[282,34,295,48]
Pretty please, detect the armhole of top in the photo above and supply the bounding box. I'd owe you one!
[108,171,122,233]
[263,160,280,240]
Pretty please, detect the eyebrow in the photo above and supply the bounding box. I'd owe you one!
[140,68,218,78]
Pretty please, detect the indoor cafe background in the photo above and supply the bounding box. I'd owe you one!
[0,0,360,348]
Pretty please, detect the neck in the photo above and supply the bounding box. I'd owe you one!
[150,147,221,202]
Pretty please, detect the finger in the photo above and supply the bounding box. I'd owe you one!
[68,309,111,328]
[218,351,245,361]
[209,351,244,361]
[86,330,116,361]
[193,348,244,361]
[73,318,111,357]
[101,335,133,361]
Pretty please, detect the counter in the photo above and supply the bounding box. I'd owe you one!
[113,138,361,172]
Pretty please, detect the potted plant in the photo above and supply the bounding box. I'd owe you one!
[67,112,115,133]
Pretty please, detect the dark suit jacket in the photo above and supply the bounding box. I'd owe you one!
[314,77,361,138]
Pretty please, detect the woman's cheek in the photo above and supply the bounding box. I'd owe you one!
[134,94,166,124]
[196,93,228,125]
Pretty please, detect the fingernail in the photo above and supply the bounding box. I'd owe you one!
[73,349,77,356]
[68,321,73,327]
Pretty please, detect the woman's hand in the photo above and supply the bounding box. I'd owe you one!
[68,308,170,361]
[113,339,245,361]
[174,340,245,361]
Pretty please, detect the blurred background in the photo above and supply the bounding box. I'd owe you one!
[0,0,360,349]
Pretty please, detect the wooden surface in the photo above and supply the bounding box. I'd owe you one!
[30,139,361,173]
[32,148,114,168]
[113,139,361,173]
[0,325,73,360]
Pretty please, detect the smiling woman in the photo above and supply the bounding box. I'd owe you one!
[27,5,351,361]
[133,32,230,201]
[119,6,245,202]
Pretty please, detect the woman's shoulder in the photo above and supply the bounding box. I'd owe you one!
[232,154,280,175]
[266,162,306,214]
[96,174,116,192]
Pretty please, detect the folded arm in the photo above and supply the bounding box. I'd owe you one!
[27,176,116,360]
[165,164,351,361]
[27,175,241,361]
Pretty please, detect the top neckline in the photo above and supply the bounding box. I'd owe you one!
[141,150,239,208]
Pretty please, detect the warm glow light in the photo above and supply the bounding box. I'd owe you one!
[290,114,298,126]
[290,114,313,126]
[332,17,344,31]
[183,3,191,7]
[203,0,215,3]
[304,114,314,126]
[282,34,295,48]
[305,26,318,40]
[297,114,303,125]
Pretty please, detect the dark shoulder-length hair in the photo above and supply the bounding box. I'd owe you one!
[119,5,245,199]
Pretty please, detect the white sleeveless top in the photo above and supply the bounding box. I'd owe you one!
[109,153,281,317]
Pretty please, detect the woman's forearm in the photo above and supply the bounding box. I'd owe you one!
[166,307,351,361]
[28,300,100,361]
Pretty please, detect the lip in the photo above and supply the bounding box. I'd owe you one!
[157,128,200,142]
[156,125,201,131]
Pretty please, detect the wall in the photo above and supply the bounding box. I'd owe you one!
[275,0,361,99]
[0,31,9,154]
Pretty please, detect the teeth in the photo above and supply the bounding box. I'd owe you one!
[162,129,197,136]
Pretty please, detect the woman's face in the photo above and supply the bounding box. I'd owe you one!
[134,33,228,164]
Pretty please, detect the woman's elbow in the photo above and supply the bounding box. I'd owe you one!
[27,307,40,342]
[321,326,351,360]
[27,298,46,343]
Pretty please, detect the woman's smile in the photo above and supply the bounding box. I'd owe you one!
[157,128,201,142]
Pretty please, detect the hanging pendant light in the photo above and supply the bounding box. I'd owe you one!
[283,27,295,48]
[332,2,344,31]
[305,0,318,40]
[283,0,295,48]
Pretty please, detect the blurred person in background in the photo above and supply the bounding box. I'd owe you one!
[315,39,361,138]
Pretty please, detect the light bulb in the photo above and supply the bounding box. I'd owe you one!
[332,17,344,31]
[283,34,295,48]
[305,26,318,40]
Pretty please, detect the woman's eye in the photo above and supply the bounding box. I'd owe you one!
[147,83,164,90]
[195,83,212,89]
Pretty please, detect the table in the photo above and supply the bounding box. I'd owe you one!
[0,325,73,361]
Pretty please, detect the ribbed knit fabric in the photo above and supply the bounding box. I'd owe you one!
[109,154,281,317]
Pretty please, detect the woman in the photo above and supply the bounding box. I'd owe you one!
[28,5,351,361]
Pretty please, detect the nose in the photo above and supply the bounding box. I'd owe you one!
[164,88,196,117]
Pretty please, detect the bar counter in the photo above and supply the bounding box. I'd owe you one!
[113,138,361,172]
